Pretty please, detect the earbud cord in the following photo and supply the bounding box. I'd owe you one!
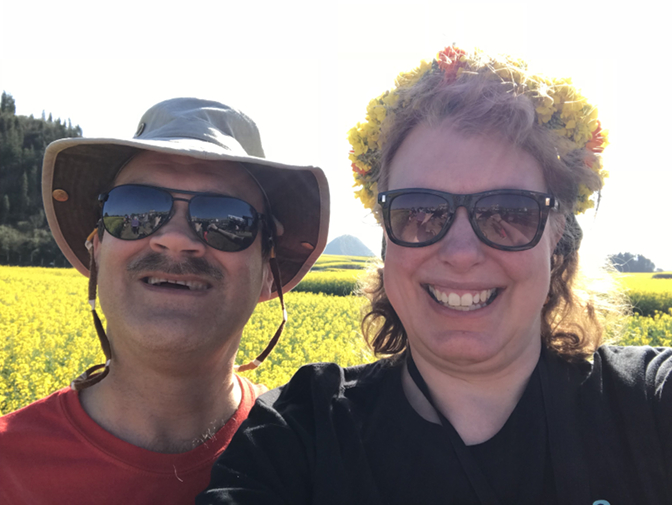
[70,229,112,391]
[235,245,286,372]
[406,352,501,505]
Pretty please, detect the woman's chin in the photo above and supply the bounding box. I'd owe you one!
[413,332,507,368]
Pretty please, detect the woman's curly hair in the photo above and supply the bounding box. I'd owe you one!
[360,70,627,362]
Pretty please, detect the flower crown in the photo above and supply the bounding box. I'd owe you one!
[348,46,608,216]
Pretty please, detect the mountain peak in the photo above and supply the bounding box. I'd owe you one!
[324,235,375,257]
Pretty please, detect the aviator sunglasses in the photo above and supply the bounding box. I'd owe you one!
[98,184,266,252]
[378,188,558,251]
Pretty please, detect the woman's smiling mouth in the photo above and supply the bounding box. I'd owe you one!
[427,285,500,311]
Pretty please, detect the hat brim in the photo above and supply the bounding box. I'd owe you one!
[42,137,329,296]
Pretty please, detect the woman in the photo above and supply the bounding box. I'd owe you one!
[198,47,672,504]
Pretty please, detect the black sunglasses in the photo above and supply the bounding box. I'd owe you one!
[378,188,558,251]
[98,184,266,252]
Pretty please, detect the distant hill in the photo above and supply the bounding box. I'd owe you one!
[324,235,374,257]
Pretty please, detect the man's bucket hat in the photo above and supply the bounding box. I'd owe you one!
[42,97,330,295]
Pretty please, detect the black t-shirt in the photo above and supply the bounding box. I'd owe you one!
[198,346,672,505]
[468,369,557,504]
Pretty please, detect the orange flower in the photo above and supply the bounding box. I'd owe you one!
[437,46,467,83]
[586,121,605,153]
[351,162,367,176]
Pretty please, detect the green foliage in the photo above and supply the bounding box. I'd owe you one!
[619,310,672,347]
[1,92,16,114]
[293,271,362,296]
[0,92,82,266]
[237,292,373,388]
[616,272,672,317]
[608,252,656,273]
[2,264,672,413]
[628,292,672,318]
[292,255,373,295]
[0,225,68,267]
[311,254,371,270]
[0,266,374,413]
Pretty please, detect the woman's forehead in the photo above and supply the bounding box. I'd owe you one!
[387,123,547,194]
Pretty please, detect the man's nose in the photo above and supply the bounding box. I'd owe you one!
[148,201,207,257]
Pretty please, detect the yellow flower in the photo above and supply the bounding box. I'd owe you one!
[381,91,400,108]
[347,46,608,217]
[575,184,595,214]
[395,60,432,89]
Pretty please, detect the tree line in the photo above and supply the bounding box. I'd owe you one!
[0,91,663,272]
[608,252,657,273]
[0,91,81,266]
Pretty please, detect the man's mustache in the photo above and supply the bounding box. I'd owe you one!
[127,252,223,280]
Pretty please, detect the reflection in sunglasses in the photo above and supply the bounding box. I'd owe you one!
[380,188,555,251]
[100,185,263,253]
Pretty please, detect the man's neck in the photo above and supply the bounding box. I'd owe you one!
[79,355,242,453]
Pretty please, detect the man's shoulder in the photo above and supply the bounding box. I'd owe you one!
[0,387,73,437]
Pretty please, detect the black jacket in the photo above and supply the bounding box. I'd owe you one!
[198,346,672,505]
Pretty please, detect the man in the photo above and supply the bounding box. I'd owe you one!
[0,98,329,504]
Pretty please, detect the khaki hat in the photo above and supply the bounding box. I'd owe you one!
[42,97,330,295]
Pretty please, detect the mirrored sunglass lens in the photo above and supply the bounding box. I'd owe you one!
[189,196,258,252]
[389,193,451,244]
[102,186,172,240]
[474,194,540,247]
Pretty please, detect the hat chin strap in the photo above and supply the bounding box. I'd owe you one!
[235,247,286,372]
[71,230,287,389]
[70,229,112,391]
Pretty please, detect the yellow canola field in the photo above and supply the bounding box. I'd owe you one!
[616,272,672,293]
[3,266,672,415]
[0,266,373,415]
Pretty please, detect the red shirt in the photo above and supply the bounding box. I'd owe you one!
[0,375,263,505]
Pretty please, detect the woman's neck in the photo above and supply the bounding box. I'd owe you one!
[402,340,541,445]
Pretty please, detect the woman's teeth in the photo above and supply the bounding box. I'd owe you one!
[428,286,498,311]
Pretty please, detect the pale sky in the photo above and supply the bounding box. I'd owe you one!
[1,0,669,270]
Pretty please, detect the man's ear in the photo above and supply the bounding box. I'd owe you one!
[257,260,276,302]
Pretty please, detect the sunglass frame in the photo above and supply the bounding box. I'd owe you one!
[98,184,266,252]
[378,188,558,252]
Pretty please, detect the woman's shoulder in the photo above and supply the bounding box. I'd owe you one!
[544,345,672,405]
[594,345,672,390]
[257,358,402,412]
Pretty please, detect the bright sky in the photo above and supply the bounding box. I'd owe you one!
[1,1,669,270]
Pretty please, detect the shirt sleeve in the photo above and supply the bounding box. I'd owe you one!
[598,345,672,475]
[196,391,312,505]
[197,361,389,505]
[648,347,672,470]
[197,365,331,505]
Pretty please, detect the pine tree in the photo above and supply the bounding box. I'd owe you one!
[1,92,16,114]
[0,92,82,265]
[0,195,10,224]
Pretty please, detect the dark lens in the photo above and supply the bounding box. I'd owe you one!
[102,186,172,240]
[189,196,259,252]
[388,193,451,245]
[474,194,541,248]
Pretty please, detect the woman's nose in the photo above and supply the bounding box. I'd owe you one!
[435,207,486,269]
